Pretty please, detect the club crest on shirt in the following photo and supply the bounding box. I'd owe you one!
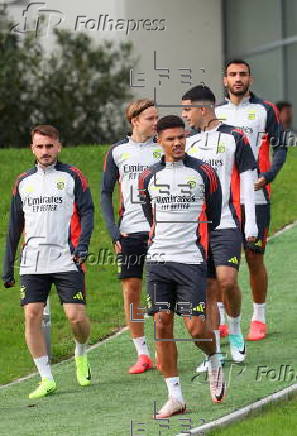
[248,111,256,120]
[186,177,197,189]
[24,185,34,193]
[56,179,65,190]
[153,149,162,159]
[120,152,131,160]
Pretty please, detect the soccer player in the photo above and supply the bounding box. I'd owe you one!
[139,115,225,418]
[101,99,162,373]
[181,85,257,367]
[2,125,94,398]
[216,60,287,340]
[276,101,297,144]
[276,101,294,131]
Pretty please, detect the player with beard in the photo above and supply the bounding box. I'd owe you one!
[2,125,94,398]
[101,99,161,374]
[216,60,287,341]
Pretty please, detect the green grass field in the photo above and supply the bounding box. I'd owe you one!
[0,146,297,435]
[0,222,297,435]
[210,395,297,436]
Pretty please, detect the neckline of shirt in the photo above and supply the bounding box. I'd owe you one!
[128,136,155,146]
[165,160,184,168]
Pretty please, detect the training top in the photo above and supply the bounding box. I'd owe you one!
[2,162,94,281]
[186,123,256,229]
[138,154,222,264]
[101,136,163,241]
[216,93,287,204]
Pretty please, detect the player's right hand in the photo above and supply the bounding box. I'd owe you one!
[114,240,122,254]
[114,233,128,254]
[3,280,15,288]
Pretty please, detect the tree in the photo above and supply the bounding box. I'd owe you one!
[0,8,43,147]
[0,9,135,147]
[39,30,134,145]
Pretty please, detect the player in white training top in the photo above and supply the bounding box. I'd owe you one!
[182,86,257,366]
[101,99,161,373]
[216,60,286,341]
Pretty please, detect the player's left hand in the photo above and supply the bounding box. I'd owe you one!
[254,176,267,190]
[246,236,256,242]
[72,249,88,264]
[3,280,15,288]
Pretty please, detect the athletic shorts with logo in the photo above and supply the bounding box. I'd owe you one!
[146,262,206,317]
[207,228,242,279]
[241,204,270,254]
[20,266,86,306]
[117,232,148,279]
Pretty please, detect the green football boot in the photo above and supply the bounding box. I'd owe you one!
[29,378,57,399]
[75,355,91,386]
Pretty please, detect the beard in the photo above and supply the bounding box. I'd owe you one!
[228,83,250,97]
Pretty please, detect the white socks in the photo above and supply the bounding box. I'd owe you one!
[208,353,220,371]
[217,302,226,325]
[33,355,54,381]
[165,377,184,403]
[227,315,241,335]
[133,336,150,356]
[252,303,266,323]
[75,340,87,357]
[214,330,221,354]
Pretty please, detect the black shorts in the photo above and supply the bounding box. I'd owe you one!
[207,228,242,278]
[241,204,270,254]
[147,262,206,317]
[117,233,148,279]
[20,267,86,306]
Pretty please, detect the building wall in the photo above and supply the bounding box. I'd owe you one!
[121,0,224,116]
[225,0,297,127]
[7,0,224,118]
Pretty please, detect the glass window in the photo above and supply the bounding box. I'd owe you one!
[245,49,284,103]
[285,43,297,127]
[284,0,297,38]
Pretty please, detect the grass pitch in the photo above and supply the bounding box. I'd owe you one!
[0,146,296,435]
[0,221,297,435]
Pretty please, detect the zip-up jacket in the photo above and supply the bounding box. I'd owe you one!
[100,136,163,242]
[186,123,257,229]
[216,92,287,204]
[2,162,94,281]
[138,154,222,264]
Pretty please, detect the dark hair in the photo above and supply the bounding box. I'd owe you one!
[225,59,251,75]
[276,101,292,111]
[182,85,215,104]
[31,125,59,140]
[157,115,185,134]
